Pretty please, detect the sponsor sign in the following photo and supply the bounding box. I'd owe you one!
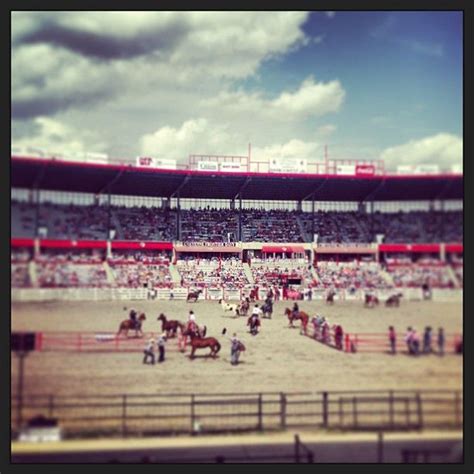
[414,164,439,175]
[136,157,177,169]
[220,162,246,173]
[269,158,307,174]
[397,165,415,175]
[336,164,356,175]
[355,164,375,176]
[197,161,219,171]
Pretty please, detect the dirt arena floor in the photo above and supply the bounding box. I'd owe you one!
[11,299,462,396]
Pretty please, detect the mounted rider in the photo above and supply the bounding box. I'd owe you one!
[292,301,299,320]
[129,308,138,330]
[249,304,262,334]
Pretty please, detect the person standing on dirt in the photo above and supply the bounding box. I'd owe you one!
[437,327,445,356]
[230,333,243,366]
[143,337,156,365]
[423,326,432,354]
[388,326,397,355]
[157,333,166,363]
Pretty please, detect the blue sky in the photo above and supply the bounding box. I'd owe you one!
[11,11,463,170]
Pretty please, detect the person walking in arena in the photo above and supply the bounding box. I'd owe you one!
[423,326,433,354]
[230,333,243,366]
[143,337,156,365]
[388,326,397,355]
[157,333,166,363]
[437,327,445,356]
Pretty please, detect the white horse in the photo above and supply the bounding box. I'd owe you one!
[219,299,239,316]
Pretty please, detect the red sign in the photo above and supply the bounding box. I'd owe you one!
[355,164,376,176]
[379,244,440,253]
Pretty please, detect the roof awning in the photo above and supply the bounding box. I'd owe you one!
[261,245,306,253]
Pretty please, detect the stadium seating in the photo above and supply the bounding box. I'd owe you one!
[386,264,455,288]
[250,258,315,287]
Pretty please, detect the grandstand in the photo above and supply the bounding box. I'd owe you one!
[10,155,463,298]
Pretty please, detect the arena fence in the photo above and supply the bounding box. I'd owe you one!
[11,288,463,303]
[23,330,462,355]
[11,389,462,439]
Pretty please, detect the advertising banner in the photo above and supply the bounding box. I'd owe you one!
[269,158,307,174]
[336,164,356,175]
[220,162,246,173]
[136,157,177,169]
[355,164,375,176]
[197,161,219,171]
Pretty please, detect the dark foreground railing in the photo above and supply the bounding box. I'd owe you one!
[11,389,462,439]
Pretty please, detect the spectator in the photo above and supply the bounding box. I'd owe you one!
[388,326,396,355]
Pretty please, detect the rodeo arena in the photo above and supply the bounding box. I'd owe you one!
[10,152,463,463]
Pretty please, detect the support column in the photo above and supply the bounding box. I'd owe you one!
[176,193,181,241]
[311,193,316,243]
[34,188,40,238]
[107,188,111,240]
[238,194,242,242]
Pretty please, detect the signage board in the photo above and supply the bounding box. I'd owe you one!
[197,161,219,172]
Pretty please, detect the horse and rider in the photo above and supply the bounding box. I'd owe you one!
[386,293,403,307]
[187,289,203,303]
[247,304,262,335]
[238,297,250,317]
[326,289,336,305]
[284,304,309,335]
[261,294,273,319]
[364,291,379,308]
[117,308,146,338]
[157,313,185,338]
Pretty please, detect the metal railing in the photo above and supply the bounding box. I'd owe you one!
[11,389,462,439]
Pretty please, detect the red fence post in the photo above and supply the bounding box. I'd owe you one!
[345,334,350,353]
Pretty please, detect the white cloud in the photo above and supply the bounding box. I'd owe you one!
[316,124,336,136]
[397,39,444,57]
[205,77,345,121]
[252,139,321,161]
[380,133,462,170]
[325,12,336,19]
[11,116,107,155]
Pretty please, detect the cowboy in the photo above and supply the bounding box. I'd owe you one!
[292,301,299,320]
[157,333,166,363]
[404,327,414,354]
[423,326,432,354]
[334,324,344,350]
[143,337,156,365]
[129,309,138,329]
[388,326,397,354]
[437,327,445,356]
[230,332,242,366]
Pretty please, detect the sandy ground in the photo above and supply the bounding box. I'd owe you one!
[11,299,462,396]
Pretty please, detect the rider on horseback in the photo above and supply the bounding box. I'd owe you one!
[292,302,299,320]
[129,309,138,329]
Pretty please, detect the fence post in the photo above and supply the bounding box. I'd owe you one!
[280,392,287,430]
[190,394,195,435]
[377,432,384,462]
[454,391,460,426]
[49,394,54,418]
[294,434,300,463]
[352,397,358,429]
[389,390,394,430]
[322,392,328,428]
[416,392,423,430]
[257,393,263,431]
[122,395,127,437]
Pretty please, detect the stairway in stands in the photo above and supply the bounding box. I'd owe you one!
[379,267,395,287]
[296,215,311,242]
[28,260,37,287]
[445,265,461,288]
[243,262,255,285]
[169,263,183,286]
[103,261,116,286]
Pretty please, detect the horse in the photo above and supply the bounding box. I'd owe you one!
[247,315,261,335]
[249,288,258,302]
[157,313,185,338]
[187,289,203,302]
[219,299,239,316]
[284,308,309,335]
[238,299,250,317]
[364,293,379,308]
[261,301,273,319]
[326,290,336,305]
[117,313,146,338]
[386,293,403,307]
[182,328,221,359]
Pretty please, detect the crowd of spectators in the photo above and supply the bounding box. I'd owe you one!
[181,208,237,242]
[176,257,250,289]
[110,262,173,288]
[387,265,454,288]
[36,262,109,288]
[11,264,31,288]
[250,258,315,287]
[12,200,462,244]
[242,209,304,242]
[314,261,391,289]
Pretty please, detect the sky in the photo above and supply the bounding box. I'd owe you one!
[11,11,463,171]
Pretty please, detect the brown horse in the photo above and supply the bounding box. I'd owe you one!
[187,289,203,302]
[247,315,261,335]
[239,299,250,317]
[117,313,146,338]
[183,329,221,359]
[284,308,309,335]
[157,313,185,338]
[326,289,336,305]
[386,293,403,307]
[364,293,379,308]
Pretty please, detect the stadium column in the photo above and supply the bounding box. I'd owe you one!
[33,188,40,238]
[238,193,242,242]
[311,193,315,243]
[107,188,111,240]
[177,192,181,241]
